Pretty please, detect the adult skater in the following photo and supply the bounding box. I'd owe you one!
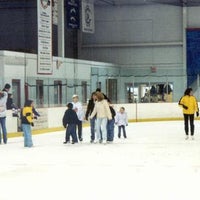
[107,99,116,143]
[0,83,11,144]
[85,92,97,143]
[96,88,109,100]
[90,91,112,144]
[72,94,84,142]
[179,88,199,140]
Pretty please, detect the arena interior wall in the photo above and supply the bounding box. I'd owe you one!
[7,102,186,137]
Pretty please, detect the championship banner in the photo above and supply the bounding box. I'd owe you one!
[82,0,95,33]
[66,0,80,29]
[37,0,53,74]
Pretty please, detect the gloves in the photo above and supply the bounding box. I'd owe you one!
[196,112,199,117]
[34,116,38,120]
[31,122,34,127]
[183,105,188,110]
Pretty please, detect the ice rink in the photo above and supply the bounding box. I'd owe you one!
[1,121,200,200]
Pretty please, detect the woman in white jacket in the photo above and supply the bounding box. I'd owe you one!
[90,92,112,144]
[0,83,11,144]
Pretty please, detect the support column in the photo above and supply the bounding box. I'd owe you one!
[182,6,187,88]
[58,0,65,57]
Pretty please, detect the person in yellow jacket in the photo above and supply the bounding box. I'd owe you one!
[21,99,34,147]
[179,88,199,140]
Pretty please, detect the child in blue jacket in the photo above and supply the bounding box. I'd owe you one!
[62,103,79,144]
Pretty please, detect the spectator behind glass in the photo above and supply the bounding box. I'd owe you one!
[6,93,18,110]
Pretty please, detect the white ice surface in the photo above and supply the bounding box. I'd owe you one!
[1,121,200,200]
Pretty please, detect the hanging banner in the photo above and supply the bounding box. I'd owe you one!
[66,0,80,29]
[82,0,95,33]
[37,0,53,74]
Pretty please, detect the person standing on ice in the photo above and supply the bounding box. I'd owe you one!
[0,83,11,144]
[107,99,116,143]
[89,92,112,144]
[72,94,84,142]
[179,88,199,140]
[21,100,34,147]
[62,103,79,144]
[115,107,128,139]
[85,92,97,143]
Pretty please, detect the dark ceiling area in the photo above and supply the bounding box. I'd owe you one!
[94,0,200,7]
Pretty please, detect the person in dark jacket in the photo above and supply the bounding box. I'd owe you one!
[107,99,116,142]
[85,92,97,143]
[96,88,109,101]
[62,103,79,144]
[6,93,17,110]
[6,93,20,117]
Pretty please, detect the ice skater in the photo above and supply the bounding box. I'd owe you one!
[62,103,79,144]
[90,92,112,144]
[179,88,199,140]
[107,99,116,143]
[115,107,128,139]
[21,99,34,147]
[72,94,84,142]
[0,83,11,144]
[85,92,97,143]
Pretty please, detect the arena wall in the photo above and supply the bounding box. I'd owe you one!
[6,102,186,136]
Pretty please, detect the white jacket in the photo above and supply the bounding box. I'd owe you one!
[72,101,85,121]
[90,99,112,120]
[115,112,128,126]
[0,91,8,118]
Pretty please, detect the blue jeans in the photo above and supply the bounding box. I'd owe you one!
[107,119,115,141]
[77,120,82,140]
[90,117,96,141]
[22,124,33,147]
[0,117,7,144]
[118,125,127,138]
[96,118,107,141]
[65,124,78,143]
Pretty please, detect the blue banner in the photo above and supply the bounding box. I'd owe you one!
[66,0,80,29]
[187,29,200,86]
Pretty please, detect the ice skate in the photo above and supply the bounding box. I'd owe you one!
[102,140,107,145]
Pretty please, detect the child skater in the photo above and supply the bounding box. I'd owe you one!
[21,99,34,147]
[115,107,128,139]
[62,103,79,144]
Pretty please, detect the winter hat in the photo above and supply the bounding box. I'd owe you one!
[4,83,11,90]
[72,94,78,98]
[67,103,73,109]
